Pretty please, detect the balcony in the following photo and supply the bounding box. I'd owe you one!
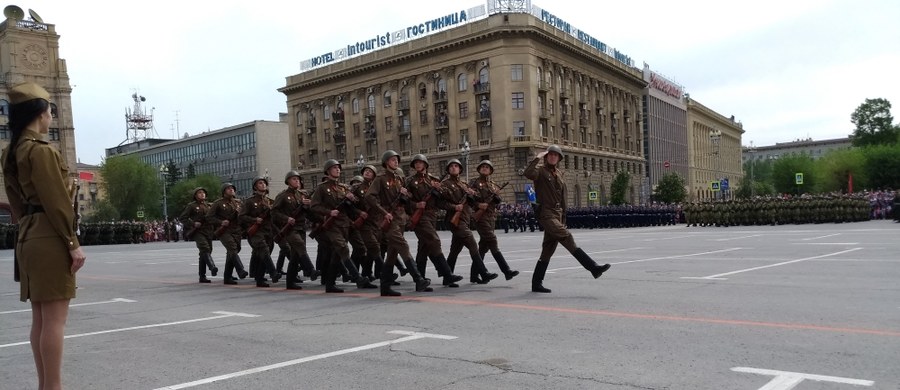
[364,128,377,141]
[510,135,532,146]
[397,99,410,111]
[579,114,591,126]
[363,107,376,117]
[477,139,492,147]
[561,113,572,123]
[306,119,317,130]
[432,90,448,104]
[474,82,490,95]
[397,123,411,135]
[435,114,449,131]
[539,108,549,118]
[559,88,570,99]
[331,111,345,123]
[538,80,550,92]
[476,109,491,122]
[333,131,346,145]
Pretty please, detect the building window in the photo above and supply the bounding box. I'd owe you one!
[353,123,360,138]
[459,128,469,145]
[420,134,430,150]
[435,78,447,95]
[383,91,392,107]
[0,125,8,139]
[515,148,528,168]
[419,83,427,100]
[513,121,525,136]
[512,92,525,109]
[0,99,8,116]
[458,73,467,92]
[352,98,359,113]
[511,64,523,81]
[477,124,492,143]
[384,116,393,133]
[324,105,331,121]
[367,94,376,110]
[49,128,60,141]
[50,103,58,118]
[479,67,489,84]
[419,110,428,125]
[296,110,302,126]
[296,134,304,147]
[459,102,468,119]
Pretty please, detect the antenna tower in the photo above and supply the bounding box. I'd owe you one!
[124,92,157,143]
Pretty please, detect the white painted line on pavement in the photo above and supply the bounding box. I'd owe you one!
[0,298,136,315]
[713,234,762,242]
[641,235,695,242]
[731,367,873,389]
[792,242,859,245]
[153,330,457,389]
[548,248,742,272]
[0,311,259,348]
[682,248,862,280]
[145,260,191,265]
[800,233,841,241]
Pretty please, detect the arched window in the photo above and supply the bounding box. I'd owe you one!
[547,71,553,87]
[367,94,376,110]
[479,67,489,84]
[308,108,316,122]
[295,109,302,125]
[0,99,10,116]
[537,67,542,82]
[400,85,409,102]
[352,98,359,113]
[557,74,562,90]
[324,104,332,121]
[383,90,392,107]
[418,83,427,100]
[49,103,58,118]
[457,73,467,92]
[436,78,447,93]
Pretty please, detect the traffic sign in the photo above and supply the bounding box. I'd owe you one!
[795,173,804,185]
[588,191,598,200]
[664,161,670,168]
[136,211,144,218]
[525,184,536,203]
[721,178,729,190]
[710,181,720,191]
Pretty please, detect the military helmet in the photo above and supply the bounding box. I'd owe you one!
[546,144,564,158]
[476,159,494,174]
[360,164,377,176]
[220,182,236,195]
[381,150,400,167]
[323,159,341,174]
[350,175,364,185]
[410,154,429,168]
[445,159,463,174]
[284,170,302,185]
[192,187,207,199]
[252,176,268,188]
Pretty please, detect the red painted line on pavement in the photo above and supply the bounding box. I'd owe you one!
[58,273,900,338]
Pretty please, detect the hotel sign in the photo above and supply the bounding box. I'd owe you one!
[300,6,487,71]
[649,71,683,98]
[531,6,635,67]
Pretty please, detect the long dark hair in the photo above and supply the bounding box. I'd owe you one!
[3,98,49,177]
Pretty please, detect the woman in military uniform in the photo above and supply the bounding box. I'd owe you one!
[524,145,611,293]
[2,83,87,389]
[179,187,217,283]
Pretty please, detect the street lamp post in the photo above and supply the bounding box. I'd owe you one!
[708,129,722,200]
[356,154,365,174]
[460,140,470,182]
[748,140,756,198]
[159,165,169,219]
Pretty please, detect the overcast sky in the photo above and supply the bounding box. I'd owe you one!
[19,0,900,165]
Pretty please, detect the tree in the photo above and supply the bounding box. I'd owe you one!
[814,148,868,193]
[185,163,196,179]
[84,199,120,222]
[163,159,183,188]
[653,172,687,204]
[862,143,900,189]
[100,155,162,220]
[771,153,817,195]
[609,171,630,205]
[850,98,899,147]
[167,174,224,218]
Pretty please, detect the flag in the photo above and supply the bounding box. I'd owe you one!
[848,172,853,194]
[79,172,94,181]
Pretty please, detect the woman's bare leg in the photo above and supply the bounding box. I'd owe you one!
[38,299,70,390]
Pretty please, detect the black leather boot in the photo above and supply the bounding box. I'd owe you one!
[493,251,519,280]
[532,260,551,293]
[300,254,320,281]
[286,256,303,290]
[223,254,238,285]
[431,254,462,287]
[380,271,401,297]
[573,248,611,279]
[395,259,409,277]
[343,258,377,288]
[276,248,288,276]
[204,252,218,276]
[325,262,344,293]
[234,254,248,279]
[415,251,429,279]
[403,258,432,292]
[471,252,498,284]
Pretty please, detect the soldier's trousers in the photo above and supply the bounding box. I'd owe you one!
[413,217,443,277]
[537,213,578,263]
[194,231,214,277]
[360,222,383,277]
[381,211,413,272]
[283,229,315,276]
[446,217,489,276]
[219,230,245,280]
[248,232,277,282]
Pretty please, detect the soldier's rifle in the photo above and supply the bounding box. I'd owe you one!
[309,198,358,240]
[409,173,447,230]
[274,194,310,242]
[449,191,478,227]
[246,205,271,238]
[380,189,409,231]
[473,181,509,222]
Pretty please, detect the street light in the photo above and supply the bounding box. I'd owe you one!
[708,129,722,200]
[748,140,756,198]
[460,140,470,182]
[356,154,365,174]
[159,165,169,219]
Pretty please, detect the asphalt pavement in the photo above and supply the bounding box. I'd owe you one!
[1,220,898,389]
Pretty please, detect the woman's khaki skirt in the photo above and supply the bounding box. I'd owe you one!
[17,215,76,302]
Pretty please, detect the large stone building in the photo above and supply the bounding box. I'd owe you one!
[687,97,745,200]
[0,10,77,205]
[743,137,852,164]
[74,162,104,217]
[641,66,688,197]
[280,8,647,207]
[105,118,291,201]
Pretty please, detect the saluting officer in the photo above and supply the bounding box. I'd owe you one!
[310,160,377,292]
[441,159,498,284]
[207,183,249,284]
[524,145,611,293]
[240,177,280,287]
[272,171,319,290]
[405,154,463,287]
[470,160,519,280]
[178,187,217,283]
[365,151,432,296]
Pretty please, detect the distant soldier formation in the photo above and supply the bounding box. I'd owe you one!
[683,194,884,227]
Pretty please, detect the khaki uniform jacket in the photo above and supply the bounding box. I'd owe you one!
[524,157,567,222]
[240,193,274,234]
[2,129,79,251]
[272,188,309,232]
[206,195,242,235]
[469,175,501,220]
[178,201,211,236]
[439,175,474,222]
[310,178,352,228]
[365,169,407,219]
[405,172,442,221]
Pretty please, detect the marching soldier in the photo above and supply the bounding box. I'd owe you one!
[406,154,463,287]
[272,171,320,290]
[310,159,377,292]
[365,150,432,296]
[240,177,280,287]
[441,159,498,284]
[524,145,611,293]
[207,182,248,284]
[346,175,368,280]
[351,165,385,282]
[178,187,217,283]
[471,160,519,280]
